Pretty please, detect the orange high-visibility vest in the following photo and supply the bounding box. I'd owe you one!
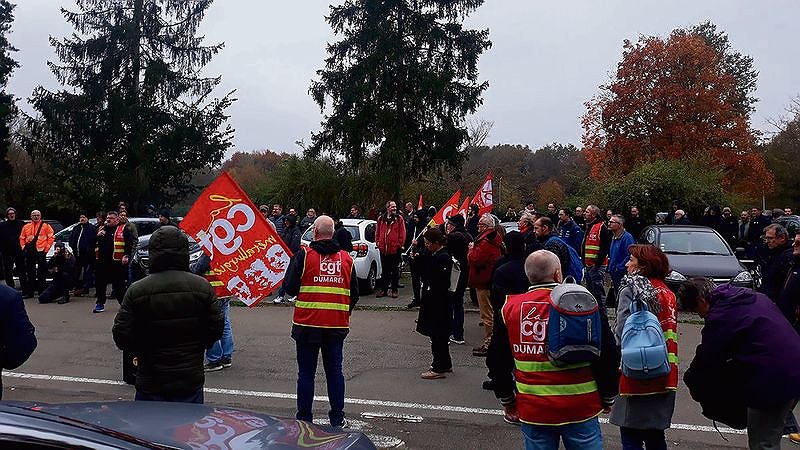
[292,247,354,329]
[502,286,603,425]
[619,278,678,395]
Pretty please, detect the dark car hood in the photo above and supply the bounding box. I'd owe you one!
[3,401,374,449]
[666,254,746,278]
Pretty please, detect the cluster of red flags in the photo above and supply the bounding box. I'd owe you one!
[426,172,493,226]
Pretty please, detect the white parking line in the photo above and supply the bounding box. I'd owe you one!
[3,370,747,436]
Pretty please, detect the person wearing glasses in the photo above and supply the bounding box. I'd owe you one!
[757,224,793,302]
[607,215,635,303]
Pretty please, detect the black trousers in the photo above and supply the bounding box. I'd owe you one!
[39,272,72,303]
[430,335,452,373]
[409,257,423,303]
[2,250,24,289]
[379,251,401,291]
[23,250,47,295]
[95,261,128,305]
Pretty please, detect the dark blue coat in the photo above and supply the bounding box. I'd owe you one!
[1,284,37,399]
[685,285,800,409]
[68,222,98,259]
[557,219,584,253]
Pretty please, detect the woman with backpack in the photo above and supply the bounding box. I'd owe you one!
[610,244,678,450]
[415,228,454,380]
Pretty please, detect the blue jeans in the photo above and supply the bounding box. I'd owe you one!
[585,266,607,307]
[135,388,203,404]
[295,338,345,427]
[206,299,234,363]
[521,418,603,450]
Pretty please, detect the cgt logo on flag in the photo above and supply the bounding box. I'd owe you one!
[180,172,292,307]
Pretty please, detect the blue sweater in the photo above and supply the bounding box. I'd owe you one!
[608,231,634,275]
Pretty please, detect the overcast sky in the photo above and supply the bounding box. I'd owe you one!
[8,1,799,157]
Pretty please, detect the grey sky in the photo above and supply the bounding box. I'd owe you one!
[8,1,799,157]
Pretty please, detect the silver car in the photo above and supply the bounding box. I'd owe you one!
[301,218,382,293]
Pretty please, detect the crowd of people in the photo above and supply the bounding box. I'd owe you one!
[2,197,800,450]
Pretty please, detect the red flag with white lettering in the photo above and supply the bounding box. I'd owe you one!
[179,172,291,307]
[472,172,494,216]
[428,190,461,226]
[456,197,471,221]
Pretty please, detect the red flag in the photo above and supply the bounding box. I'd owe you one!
[180,172,292,307]
[472,172,494,216]
[417,194,424,210]
[456,196,471,221]
[429,190,461,226]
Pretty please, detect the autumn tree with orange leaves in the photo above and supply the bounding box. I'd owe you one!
[582,25,772,198]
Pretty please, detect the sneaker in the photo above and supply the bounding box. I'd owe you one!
[272,296,284,304]
[204,361,224,372]
[789,433,800,444]
[390,290,398,298]
[287,296,296,303]
[472,345,488,357]
[93,303,105,313]
[406,301,420,309]
[420,370,447,380]
[332,418,350,429]
[503,403,520,425]
[449,337,465,345]
[221,358,232,368]
[375,290,386,298]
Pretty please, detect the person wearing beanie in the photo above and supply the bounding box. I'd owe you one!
[158,210,176,228]
[0,207,25,289]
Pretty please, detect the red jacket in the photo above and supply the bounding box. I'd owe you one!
[468,229,503,289]
[376,214,406,254]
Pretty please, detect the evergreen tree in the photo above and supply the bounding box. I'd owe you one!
[308,0,491,194]
[0,1,18,181]
[30,0,234,212]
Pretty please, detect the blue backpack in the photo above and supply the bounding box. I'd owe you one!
[620,296,670,379]
[547,281,601,365]
[546,236,583,283]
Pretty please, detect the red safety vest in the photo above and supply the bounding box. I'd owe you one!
[112,225,126,261]
[584,221,607,267]
[502,286,603,426]
[203,270,231,299]
[292,248,354,329]
[619,278,679,395]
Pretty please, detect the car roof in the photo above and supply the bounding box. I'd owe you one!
[340,218,375,226]
[647,225,717,232]
[0,401,372,449]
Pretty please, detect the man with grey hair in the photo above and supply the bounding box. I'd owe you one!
[607,214,634,304]
[283,215,359,428]
[582,205,612,306]
[19,210,55,298]
[757,223,792,301]
[468,213,503,356]
[673,209,691,225]
[488,250,618,446]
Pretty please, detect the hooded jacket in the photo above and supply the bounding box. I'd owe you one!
[112,226,223,396]
[684,284,800,409]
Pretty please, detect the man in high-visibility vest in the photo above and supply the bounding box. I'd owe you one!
[19,210,55,298]
[488,250,619,449]
[581,205,611,306]
[93,211,135,314]
[283,215,359,428]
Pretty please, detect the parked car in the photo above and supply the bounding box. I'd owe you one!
[0,401,376,449]
[301,218,382,294]
[638,225,757,292]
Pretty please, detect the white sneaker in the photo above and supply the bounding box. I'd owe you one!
[273,296,284,304]
[287,296,297,303]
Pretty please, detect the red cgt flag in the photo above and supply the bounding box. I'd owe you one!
[180,172,291,307]
[472,171,494,216]
[417,194,424,211]
[428,190,461,226]
[456,196,471,221]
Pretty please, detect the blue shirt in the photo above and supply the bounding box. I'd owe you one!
[608,231,634,275]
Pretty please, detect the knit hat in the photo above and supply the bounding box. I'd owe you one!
[447,214,465,228]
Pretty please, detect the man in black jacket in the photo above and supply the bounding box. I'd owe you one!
[757,224,793,301]
[68,214,97,296]
[778,234,800,335]
[38,242,76,304]
[93,211,136,313]
[113,226,223,403]
[444,214,472,343]
[0,284,37,399]
[717,207,739,250]
[0,207,24,289]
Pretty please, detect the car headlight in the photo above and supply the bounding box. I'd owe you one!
[665,270,687,283]
[732,270,753,285]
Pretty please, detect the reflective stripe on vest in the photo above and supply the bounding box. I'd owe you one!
[112,225,126,261]
[583,221,605,267]
[203,270,231,299]
[502,287,603,425]
[292,248,354,329]
[619,278,679,395]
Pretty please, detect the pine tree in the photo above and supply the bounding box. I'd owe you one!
[30,0,234,212]
[308,0,491,194]
[0,0,18,181]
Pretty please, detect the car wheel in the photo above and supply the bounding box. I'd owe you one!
[360,263,377,294]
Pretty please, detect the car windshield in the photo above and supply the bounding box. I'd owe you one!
[301,225,360,241]
[659,231,730,255]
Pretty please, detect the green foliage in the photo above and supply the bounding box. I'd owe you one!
[764,97,800,208]
[579,158,728,220]
[0,0,17,181]
[308,0,491,194]
[29,0,234,214]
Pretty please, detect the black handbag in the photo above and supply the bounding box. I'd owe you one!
[24,221,44,256]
